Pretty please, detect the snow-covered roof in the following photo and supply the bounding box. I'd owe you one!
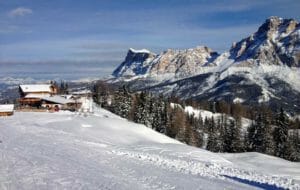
[25,93,49,99]
[20,84,53,93]
[0,104,14,112]
[24,93,75,104]
[42,95,75,105]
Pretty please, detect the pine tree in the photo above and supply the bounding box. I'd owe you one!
[247,113,265,152]
[215,117,226,152]
[223,119,232,152]
[112,86,132,119]
[234,116,244,152]
[93,81,111,108]
[133,92,149,126]
[284,132,300,161]
[158,99,168,133]
[166,107,181,139]
[261,112,274,155]
[273,108,289,158]
[183,112,204,147]
[227,119,243,152]
[207,116,219,151]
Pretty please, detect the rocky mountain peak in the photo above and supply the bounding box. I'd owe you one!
[112,46,219,79]
[110,17,300,113]
[230,17,300,67]
[257,16,283,35]
[113,16,299,80]
[112,48,156,77]
[149,46,219,77]
[128,48,152,54]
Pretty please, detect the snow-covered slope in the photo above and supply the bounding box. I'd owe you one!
[0,105,299,189]
[220,152,300,181]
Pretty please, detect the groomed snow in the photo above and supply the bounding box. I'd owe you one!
[0,105,299,189]
[220,152,300,181]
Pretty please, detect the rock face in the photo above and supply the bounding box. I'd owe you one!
[112,46,219,79]
[111,17,300,113]
[230,16,300,67]
[149,46,219,77]
[112,48,156,77]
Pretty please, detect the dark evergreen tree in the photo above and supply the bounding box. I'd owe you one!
[247,113,265,152]
[215,117,226,152]
[225,119,243,153]
[207,117,219,151]
[284,132,300,161]
[273,108,289,158]
[133,92,151,126]
[166,107,179,138]
[261,112,274,155]
[93,81,111,108]
[112,85,132,119]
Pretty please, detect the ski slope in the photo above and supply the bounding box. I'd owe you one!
[0,106,299,189]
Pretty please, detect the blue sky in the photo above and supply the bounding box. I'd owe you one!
[0,0,300,77]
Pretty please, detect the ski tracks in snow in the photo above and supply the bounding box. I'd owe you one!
[1,110,299,189]
[108,145,299,190]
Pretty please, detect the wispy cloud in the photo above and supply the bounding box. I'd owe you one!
[1,0,299,69]
[0,25,32,34]
[8,7,32,18]
[0,25,19,34]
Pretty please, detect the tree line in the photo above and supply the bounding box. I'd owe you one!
[93,81,300,161]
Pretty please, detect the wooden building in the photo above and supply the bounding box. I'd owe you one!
[19,84,58,96]
[0,104,14,116]
[18,84,58,107]
[17,84,81,111]
[41,95,79,111]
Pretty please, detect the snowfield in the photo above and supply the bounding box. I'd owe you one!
[0,106,300,189]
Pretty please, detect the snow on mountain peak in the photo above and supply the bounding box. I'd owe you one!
[112,46,219,80]
[129,48,152,54]
[113,17,299,82]
[112,48,156,77]
[110,17,300,113]
[230,17,300,67]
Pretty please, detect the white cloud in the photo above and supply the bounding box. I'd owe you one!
[8,7,32,18]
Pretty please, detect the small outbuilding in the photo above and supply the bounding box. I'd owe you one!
[0,104,14,116]
[41,95,79,111]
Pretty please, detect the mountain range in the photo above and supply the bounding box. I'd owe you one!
[110,16,300,114]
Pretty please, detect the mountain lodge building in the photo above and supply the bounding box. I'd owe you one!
[18,84,58,107]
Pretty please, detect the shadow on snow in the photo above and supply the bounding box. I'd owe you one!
[222,175,285,190]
